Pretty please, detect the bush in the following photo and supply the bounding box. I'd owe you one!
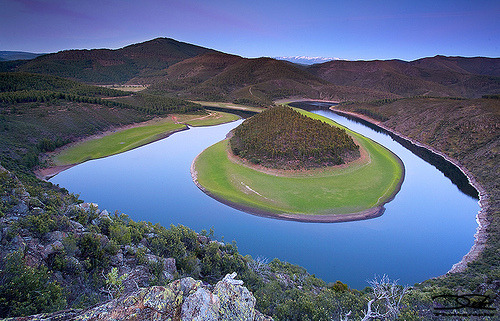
[0,251,66,317]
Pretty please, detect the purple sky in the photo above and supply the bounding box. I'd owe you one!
[1,0,499,60]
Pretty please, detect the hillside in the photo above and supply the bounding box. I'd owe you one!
[307,56,500,98]
[0,51,45,61]
[2,38,215,84]
[336,97,500,291]
[146,54,396,106]
[2,39,497,105]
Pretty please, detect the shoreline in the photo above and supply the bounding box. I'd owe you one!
[35,112,242,181]
[190,151,387,223]
[190,134,405,223]
[35,125,188,180]
[331,108,489,274]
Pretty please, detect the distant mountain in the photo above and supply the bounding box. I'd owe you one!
[145,52,394,105]
[307,56,500,98]
[1,38,498,102]
[0,51,46,61]
[275,56,338,65]
[3,38,216,84]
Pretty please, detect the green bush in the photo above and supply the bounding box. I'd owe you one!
[0,251,66,317]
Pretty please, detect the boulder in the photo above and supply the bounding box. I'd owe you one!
[19,273,272,320]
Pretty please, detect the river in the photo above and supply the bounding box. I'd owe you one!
[50,104,479,289]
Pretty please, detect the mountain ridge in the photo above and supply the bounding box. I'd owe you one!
[1,38,498,102]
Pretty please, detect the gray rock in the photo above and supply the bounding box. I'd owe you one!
[11,201,28,216]
[69,220,85,233]
[18,274,272,321]
[110,251,124,266]
[181,287,219,320]
[214,273,256,321]
[197,235,210,244]
[45,231,66,243]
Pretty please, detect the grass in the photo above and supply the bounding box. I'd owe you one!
[53,111,240,166]
[193,109,403,216]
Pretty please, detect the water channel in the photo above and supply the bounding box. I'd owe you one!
[50,103,479,289]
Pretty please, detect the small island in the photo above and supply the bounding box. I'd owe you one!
[192,106,404,222]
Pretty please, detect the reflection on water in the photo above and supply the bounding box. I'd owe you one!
[50,106,479,289]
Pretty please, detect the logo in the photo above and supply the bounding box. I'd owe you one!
[432,293,497,317]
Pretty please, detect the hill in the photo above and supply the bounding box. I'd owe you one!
[307,56,500,98]
[0,51,45,61]
[146,53,396,106]
[230,106,359,169]
[2,38,497,104]
[2,38,215,84]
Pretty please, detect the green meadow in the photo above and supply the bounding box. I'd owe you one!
[193,109,404,216]
[54,111,239,166]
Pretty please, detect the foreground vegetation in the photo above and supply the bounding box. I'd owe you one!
[194,109,403,217]
[230,106,360,169]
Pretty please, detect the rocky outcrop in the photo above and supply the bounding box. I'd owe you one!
[11,273,272,321]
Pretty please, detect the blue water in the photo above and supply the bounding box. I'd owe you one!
[50,110,479,289]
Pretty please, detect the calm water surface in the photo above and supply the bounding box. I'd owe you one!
[50,109,479,289]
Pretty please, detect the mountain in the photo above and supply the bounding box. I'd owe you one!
[4,38,216,84]
[307,56,500,98]
[145,53,395,105]
[0,51,46,61]
[1,38,498,102]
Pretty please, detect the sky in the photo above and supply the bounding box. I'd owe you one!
[1,0,499,61]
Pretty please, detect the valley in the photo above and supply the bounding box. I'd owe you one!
[0,38,498,320]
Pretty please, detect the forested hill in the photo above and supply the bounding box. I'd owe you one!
[230,106,360,169]
[307,56,500,98]
[2,38,215,84]
[2,38,498,106]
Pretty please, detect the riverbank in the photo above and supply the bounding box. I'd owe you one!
[36,111,240,180]
[191,109,404,222]
[331,108,489,274]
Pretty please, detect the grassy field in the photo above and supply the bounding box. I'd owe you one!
[54,111,239,166]
[193,109,403,216]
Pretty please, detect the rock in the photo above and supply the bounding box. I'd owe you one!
[77,202,98,212]
[69,220,85,234]
[197,235,210,244]
[45,231,67,243]
[11,201,28,216]
[214,272,256,321]
[181,287,219,320]
[42,241,63,260]
[110,251,124,266]
[124,245,137,255]
[31,206,45,215]
[99,209,110,218]
[18,274,272,321]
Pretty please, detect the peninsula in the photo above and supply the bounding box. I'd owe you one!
[192,106,404,222]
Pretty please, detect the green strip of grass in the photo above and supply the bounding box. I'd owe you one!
[53,111,240,166]
[193,110,403,216]
[54,121,186,166]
